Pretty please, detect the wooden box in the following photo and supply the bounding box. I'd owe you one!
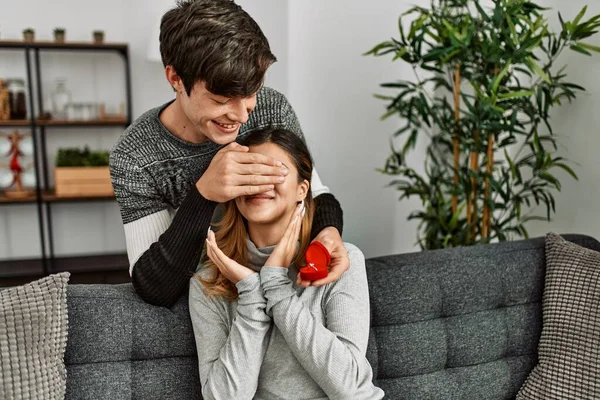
[55,166,113,197]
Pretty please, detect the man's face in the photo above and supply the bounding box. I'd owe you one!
[179,81,257,144]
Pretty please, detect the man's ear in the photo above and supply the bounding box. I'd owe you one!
[297,179,310,202]
[165,65,184,93]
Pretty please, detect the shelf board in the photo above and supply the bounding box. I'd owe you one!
[0,192,38,204]
[0,252,128,278]
[53,253,129,273]
[0,118,128,128]
[42,190,116,203]
[0,190,116,205]
[0,119,30,127]
[38,118,129,127]
[0,40,128,52]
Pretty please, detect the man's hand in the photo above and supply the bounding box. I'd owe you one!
[296,226,349,288]
[197,142,289,203]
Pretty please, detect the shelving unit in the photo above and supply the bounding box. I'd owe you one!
[3,118,128,127]
[0,40,132,279]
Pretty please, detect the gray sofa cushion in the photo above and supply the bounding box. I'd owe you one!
[517,233,600,399]
[64,234,600,400]
[64,284,199,400]
[0,272,70,400]
[366,234,600,400]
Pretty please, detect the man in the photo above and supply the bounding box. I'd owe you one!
[110,0,348,307]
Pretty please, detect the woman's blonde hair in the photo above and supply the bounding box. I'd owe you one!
[199,128,315,300]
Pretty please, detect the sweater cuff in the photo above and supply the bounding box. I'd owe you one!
[260,267,295,316]
[236,273,265,305]
[130,186,217,307]
[162,186,217,271]
[311,193,344,239]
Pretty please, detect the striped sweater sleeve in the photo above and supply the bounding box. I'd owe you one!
[259,244,382,399]
[110,150,217,307]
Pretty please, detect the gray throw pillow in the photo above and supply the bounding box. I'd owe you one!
[517,233,600,399]
[0,272,70,400]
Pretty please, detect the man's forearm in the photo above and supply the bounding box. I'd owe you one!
[131,187,217,307]
[311,193,343,239]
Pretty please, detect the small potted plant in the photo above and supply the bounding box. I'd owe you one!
[53,27,66,43]
[93,30,104,44]
[55,147,113,197]
[22,28,35,42]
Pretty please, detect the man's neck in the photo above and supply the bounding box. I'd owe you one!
[159,98,208,144]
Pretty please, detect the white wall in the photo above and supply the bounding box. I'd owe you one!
[523,1,600,241]
[287,0,600,256]
[1,0,599,261]
[0,0,139,259]
[0,0,288,260]
[287,0,429,257]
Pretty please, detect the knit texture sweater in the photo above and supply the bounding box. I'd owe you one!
[110,87,343,307]
[189,240,384,400]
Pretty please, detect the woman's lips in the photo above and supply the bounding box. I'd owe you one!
[246,195,274,205]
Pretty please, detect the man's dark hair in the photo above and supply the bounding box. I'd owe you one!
[160,0,276,97]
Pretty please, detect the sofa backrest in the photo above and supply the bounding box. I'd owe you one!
[366,234,600,399]
[64,284,199,399]
[63,234,600,399]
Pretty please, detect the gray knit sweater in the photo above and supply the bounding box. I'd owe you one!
[109,86,344,307]
[188,241,384,400]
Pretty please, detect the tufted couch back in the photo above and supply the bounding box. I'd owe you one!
[64,234,600,399]
[365,234,600,399]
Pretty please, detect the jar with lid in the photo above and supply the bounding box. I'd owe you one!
[51,78,71,120]
[6,79,27,120]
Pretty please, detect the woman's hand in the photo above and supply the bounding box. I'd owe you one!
[206,228,255,284]
[265,202,304,268]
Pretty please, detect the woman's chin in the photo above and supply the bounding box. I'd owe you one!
[243,210,277,225]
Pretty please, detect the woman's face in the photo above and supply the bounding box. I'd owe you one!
[235,142,308,225]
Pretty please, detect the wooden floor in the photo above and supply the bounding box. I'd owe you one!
[0,269,130,287]
[0,253,131,287]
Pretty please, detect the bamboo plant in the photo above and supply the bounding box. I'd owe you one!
[366,0,600,249]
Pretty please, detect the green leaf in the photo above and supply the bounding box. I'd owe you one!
[573,6,588,26]
[554,162,579,180]
[442,19,465,43]
[373,94,395,101]
[526,57,550,84]
[497,90,535,101]
[393,47,410,60]
[506,15,519,46]
[570,44,593,56]
[380,108,397,120]
[520,215,549,223]
[491,61,511,94]
[575,41,600,53]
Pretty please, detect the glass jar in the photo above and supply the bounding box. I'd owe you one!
[51,78,71,120]
[7,79,27,120]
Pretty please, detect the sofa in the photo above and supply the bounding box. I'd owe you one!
[63,234,600,399]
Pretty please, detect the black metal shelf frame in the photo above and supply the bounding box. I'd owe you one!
[0,41,132,277]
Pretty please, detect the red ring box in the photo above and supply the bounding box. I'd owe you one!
[299,241,331,281]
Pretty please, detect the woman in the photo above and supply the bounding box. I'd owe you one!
[189,128,384,400]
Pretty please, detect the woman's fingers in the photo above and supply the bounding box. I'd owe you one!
[205,238,218,266]
[294,205,305,241]
[282,203,303,243]
[206,230,226,271]
[288,203,304,252]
